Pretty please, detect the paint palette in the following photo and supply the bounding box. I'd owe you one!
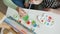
[17,15,40,34]
[21,20,38,28]
[6,7,60,34]
[37,13,54,27]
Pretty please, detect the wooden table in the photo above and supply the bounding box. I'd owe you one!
[0,12,20,34]
[0,12,4,20]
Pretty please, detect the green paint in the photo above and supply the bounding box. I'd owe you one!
[32,20,36,25]
[14,15,17,18]
[44,22,46,24]
[47,23,49,25]
[15,15,17,18]
[23,15,29,21]
[52,21,54,23]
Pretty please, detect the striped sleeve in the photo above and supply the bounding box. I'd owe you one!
[3,0,18,9]
[25,0,29,3]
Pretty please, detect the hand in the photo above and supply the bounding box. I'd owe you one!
[43,8,51,11]
[30,0,43,5]
[16,7,27,18]
[24,3,29,8]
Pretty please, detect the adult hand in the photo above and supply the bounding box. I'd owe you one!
[16,7,27,18]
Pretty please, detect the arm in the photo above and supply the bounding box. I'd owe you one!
[3,0,18,10]
[3,0,27,18]
[25,0,29,3]
[24,0,29,8]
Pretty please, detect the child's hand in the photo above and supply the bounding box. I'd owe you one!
[24,3,29,8]
[43,8,51,11]
[30,0,43,5]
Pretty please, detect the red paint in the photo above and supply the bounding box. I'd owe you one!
[41,20,44,22]
[21,30,27,34]
[48,19,51,22]
[27,20,31,25]
[18,19,21,23]
[19,20,21,22]
[47,16,52,22]
[48,16,52,19]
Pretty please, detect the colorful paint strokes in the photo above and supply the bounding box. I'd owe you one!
[27,20,31,25]
[23,15,29,21]
[32,20,37,27]
[37,13,54,27]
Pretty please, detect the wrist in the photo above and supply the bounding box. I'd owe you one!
[16,7,19,12]
[16,7,27,18]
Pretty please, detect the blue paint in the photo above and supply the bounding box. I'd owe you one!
[47,23,49,25]
[33,24,37,27]
[32,20,37,27]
